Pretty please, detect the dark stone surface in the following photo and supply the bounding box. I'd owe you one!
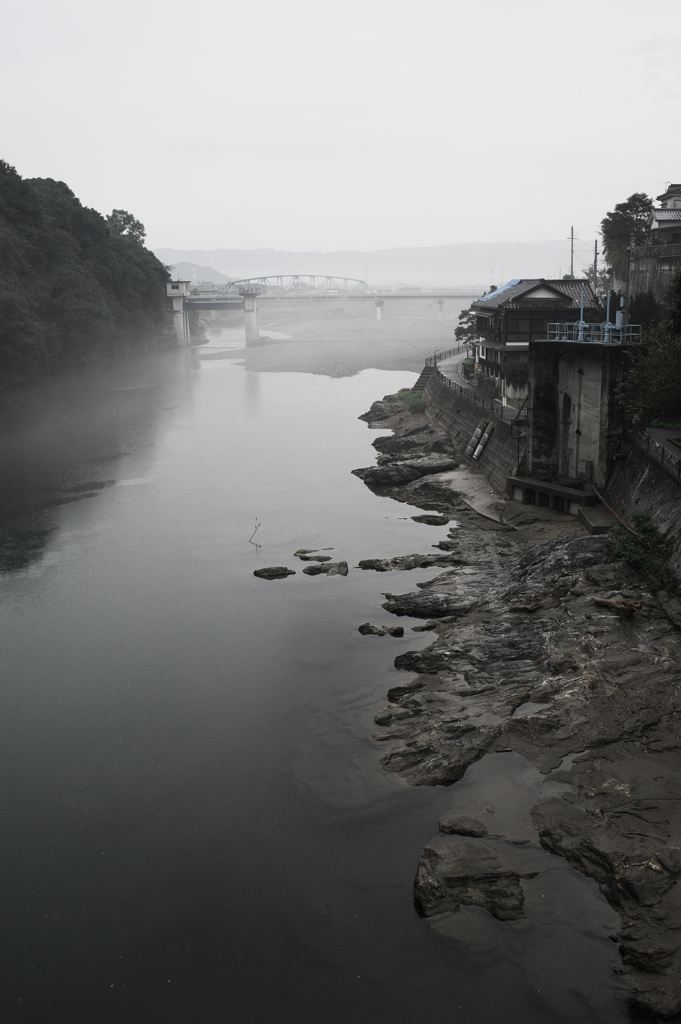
[352,454,458,488]
[382,590,476,618]
[358,553,464,572]
[253,566,296,580]
[302,561,348,577]
[439,814,489,837]
[357,390,681,1018]
[414,840,537,921]
[358,623,405,637]
[358,397,407,423]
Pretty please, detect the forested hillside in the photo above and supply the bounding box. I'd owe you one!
[0,160,170,371]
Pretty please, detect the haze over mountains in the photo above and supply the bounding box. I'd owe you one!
[155,241,574,289]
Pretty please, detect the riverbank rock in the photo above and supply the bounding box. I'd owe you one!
[358,396,406,423]
[357,553,464,572]
[302,561,349,577]
[372,433,433,457]
[253,566,296,580]
[356,387,681,1016]
[439,814,489,837]
[358,623,404,637]
[351,454,458,488]
[414,840,537,921]
[411,514,450,526]
[381,590,477,618]
[369,526,681,1015]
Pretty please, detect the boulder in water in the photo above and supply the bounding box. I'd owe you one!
[253,566,296,580]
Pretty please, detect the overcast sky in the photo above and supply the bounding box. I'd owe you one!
[1,0,679,256]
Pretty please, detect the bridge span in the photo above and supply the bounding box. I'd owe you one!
[167,275,479,345]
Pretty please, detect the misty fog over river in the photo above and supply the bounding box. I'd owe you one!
[0,321,625,1023]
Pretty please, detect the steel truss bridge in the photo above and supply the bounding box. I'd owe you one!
[185,276,378,309]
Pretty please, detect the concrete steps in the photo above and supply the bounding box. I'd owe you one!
[412,364,437,392]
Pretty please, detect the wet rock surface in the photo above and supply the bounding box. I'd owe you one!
[302,560,349,576]
[414,839,538,921]
[355,392,681,1019]
[357,622,404,637]
[351,453,459,488]
[357,552,467,572]
[438,813,489,837]
[411,514,451,526]
[253,566,296,580]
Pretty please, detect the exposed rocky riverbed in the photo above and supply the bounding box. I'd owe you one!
[354,392,681,1021]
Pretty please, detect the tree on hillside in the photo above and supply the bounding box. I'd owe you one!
[0,161,169,370]
[106,209,146,243]
[601,192,653,278]
[454,305,479,345]
[620,271,681,425]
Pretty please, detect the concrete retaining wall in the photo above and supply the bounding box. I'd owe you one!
[605,439,681,578]
[424,372,520,494]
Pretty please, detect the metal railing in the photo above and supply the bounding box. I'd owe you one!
[425,343,464,365]
[633,243,681,259]
[431,368,507,420]
[545,322,640,345]
[633,429,681,479]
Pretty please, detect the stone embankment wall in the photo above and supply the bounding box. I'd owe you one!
[423,372,519,493]
[605,438,681,577]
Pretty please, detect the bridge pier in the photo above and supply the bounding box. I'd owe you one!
[375,299,384,320]
[166,281,191,346]
[239,286,261,345]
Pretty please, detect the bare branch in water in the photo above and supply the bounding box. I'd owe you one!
[249,520,262,550]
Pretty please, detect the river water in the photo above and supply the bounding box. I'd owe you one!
[0,347,626,1024]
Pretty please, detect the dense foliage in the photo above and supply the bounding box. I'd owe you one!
[504,358,528,389]
[628,290,663,330]
[0,161,170,371]
[600,192,653,278]
[620,272,681,425]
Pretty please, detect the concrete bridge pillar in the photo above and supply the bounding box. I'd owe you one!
[375,299,384,320]
[239,286,261,345]
[166,281,191,346]
[438,298,444,321]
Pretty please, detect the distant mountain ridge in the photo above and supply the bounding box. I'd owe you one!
[166,262,236,285]
[154,241,571,289]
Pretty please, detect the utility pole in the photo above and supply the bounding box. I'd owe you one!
[570,226,574,278]
[593,240,598,293]
[624,246,632,330]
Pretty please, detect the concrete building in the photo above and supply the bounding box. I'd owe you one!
[166,281,191,345]
[525,334,626,490]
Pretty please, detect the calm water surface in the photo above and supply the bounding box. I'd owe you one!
[0,351,625,1023]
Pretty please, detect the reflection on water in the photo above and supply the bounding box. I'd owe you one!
[0,352,625,1024]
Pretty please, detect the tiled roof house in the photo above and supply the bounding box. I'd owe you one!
[469,278,599,377]
[649,184,681,245]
